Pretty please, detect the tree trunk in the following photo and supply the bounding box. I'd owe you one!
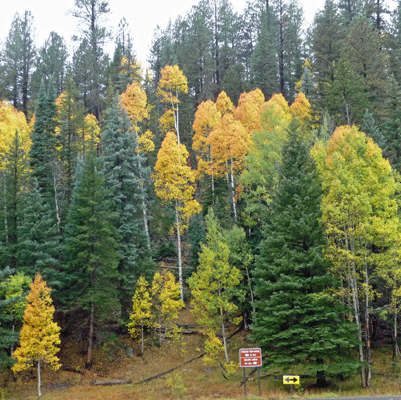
[364,260,371,388]
[175,204,184,302]
[37,357,41,398]
[393,297,400,360]
[230,158,237,222]
[86,303,95,370]
[219,282,229,364]
[316,359,326,388]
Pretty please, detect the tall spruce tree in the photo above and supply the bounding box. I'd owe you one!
[17,179,62,296]
[101,97,153,318]
[252,122,359,386]
[29,79,58,218]
[63,152,120,369]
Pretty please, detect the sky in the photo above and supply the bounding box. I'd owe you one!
[0,0,334,68]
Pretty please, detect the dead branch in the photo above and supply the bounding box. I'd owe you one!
[90,379,132,386]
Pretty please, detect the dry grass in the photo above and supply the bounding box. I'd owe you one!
[3,311,401,400]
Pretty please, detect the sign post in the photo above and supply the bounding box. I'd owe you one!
[239,348,262,396]
[283,375,300,395]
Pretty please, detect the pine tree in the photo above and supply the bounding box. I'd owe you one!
[252,122,360,386]
[63,152,120,369]
[17,179,62,295]
[101,97,153,316]
[29,79,58,221]
[12,274,61,398]
[1,11,36,116]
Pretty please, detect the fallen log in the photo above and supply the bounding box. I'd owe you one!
[134,353,205,385]
[90,379,132,386]
[61,366,85,375]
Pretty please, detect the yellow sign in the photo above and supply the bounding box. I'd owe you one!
[283,375,300,385]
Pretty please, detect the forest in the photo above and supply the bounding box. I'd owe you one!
[1,0,401,395]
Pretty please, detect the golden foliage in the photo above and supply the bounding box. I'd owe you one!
[12,274,61,373]
[0,101,31,169]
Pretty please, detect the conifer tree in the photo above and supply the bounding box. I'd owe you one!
[252,122,360,387]
[29,79,58,223]
[101,97,153,315]
[12,274,61,398]
[63,152,120,369]
[17,179,62,294]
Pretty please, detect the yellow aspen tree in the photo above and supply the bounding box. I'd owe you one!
[151,270,184,344]
[188,209,242,366]
[127,275,154,354]
[12,274,61,398]
[215,91,234,116]
[314,125,400,388]
[207,113,249,222]
[289,92,313,129]
[0,101,31,169]
[79,114,100,156]
[239,93,292,228]
[157,65,188,143]
[233,88,265,135]
[192,100,221,199]
[152,131,201,301]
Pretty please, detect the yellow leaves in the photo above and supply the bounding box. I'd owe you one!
[0,101,31,169]
[80,114,100,152]
[120,80,150,125]
[12,274,61,373]
[159,109,175,134]
[233,88,265,134]
[207,113,249,177]
[290,92,312,126]
[127,276,153,339]
[153,131,201,230]
[157,65,188,105]
[137,130,155,153]
[215,91,234,115]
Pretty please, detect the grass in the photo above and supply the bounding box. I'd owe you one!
[3,312,401,399]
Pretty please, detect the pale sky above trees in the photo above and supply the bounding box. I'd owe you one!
[1,0,329,67]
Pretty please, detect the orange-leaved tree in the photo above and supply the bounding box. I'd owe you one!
[12,274,61,398]
[152,131,201,301]
[233,88,265,135]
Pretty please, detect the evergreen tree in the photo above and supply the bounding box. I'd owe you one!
[101,97,153,316]
[250,20,279,99]
[63,152,120,369]
[0,11,36,116]
[71,0,111,119]
[17,179,62,296]
[252,122,359,386]
[30,32,68,102]
[29,79,58,215]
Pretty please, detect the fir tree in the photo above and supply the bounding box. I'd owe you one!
[101,97,153,317]
[29,78,58,219]
[17,179,62,296]
[63,152,120,369]
[252,122,359,386]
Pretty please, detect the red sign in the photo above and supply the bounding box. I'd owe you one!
[239,348,262,367]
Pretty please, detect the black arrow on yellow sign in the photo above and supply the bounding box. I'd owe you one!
[283,375,300,385]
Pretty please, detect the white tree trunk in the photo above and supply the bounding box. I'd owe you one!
[176,204,184,301]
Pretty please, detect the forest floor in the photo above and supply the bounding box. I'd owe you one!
[2,309,401,400]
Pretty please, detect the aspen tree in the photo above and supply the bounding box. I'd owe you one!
[12,274,61,398]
